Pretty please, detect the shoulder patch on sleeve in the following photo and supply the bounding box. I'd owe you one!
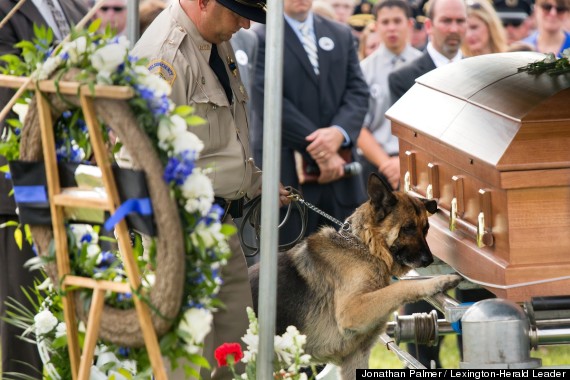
[147,59,177,86]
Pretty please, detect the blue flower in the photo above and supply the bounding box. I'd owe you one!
[163,152,195,185]
[62,111,72,119]
[201,204,224,226]
[118,347,131,357]
[117,292,132,302]
[80,233,92,243]
[60,52,69,61]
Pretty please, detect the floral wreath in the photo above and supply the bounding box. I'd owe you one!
[1,22,233,377]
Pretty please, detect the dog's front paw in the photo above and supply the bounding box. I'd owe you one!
[425,274,463,295]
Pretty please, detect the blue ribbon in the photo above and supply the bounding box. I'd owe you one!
[104,198,153,231]
[13,185,48,204]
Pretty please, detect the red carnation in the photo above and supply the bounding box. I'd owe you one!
[214,342,244,367]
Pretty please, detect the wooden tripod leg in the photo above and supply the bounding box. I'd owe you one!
[36,92,81,379]
[77,288,105,380]
[81,95,167,379]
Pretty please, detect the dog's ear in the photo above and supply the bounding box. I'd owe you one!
[368,173,397,219]
[420,198,438,214]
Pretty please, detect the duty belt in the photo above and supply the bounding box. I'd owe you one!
[214,197,244,219]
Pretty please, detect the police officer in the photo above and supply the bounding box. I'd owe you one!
[132,0,290,379]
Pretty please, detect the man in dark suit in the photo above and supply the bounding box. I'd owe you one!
[387,0,467,369]
[0,0,87,377]
[251,0,369,244]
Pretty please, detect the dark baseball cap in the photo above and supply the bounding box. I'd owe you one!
[217,0,267,24]
[493,0,532,25]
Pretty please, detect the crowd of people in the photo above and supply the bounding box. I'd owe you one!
[0,0,567,378]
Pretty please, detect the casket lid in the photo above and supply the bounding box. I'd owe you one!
[386,52,570,171]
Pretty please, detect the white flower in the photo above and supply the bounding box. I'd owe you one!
[192,222,226,249]
[91,43,127,77]
[136,67,171,96]
[35,56,62,80]
[157,114,187,149]
[181,170,214,216]
[96,350,119,368]
[65,36,89,64]
[121,359,137,374]
[544,53,557,64]
[96,71,112,84]
[90,365,107,380]
[87,244,101,259]
[55,322,67,338]
[12,102,29,124]
[70,224,98,248]
[34,309,58,335]
[108,370,129,380]
[563,48,570,60]
[143,273,156,287]
[36,277,53,291]
[274,335,295,365]
[178,308,213,346]
[172,131,204,156]
[115,35,130,49]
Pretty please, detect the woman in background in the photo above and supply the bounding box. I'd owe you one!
[358,21,381,60]
[462,0,507,56]
[522,0,570,56]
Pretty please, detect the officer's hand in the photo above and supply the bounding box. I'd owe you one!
[279,184,291,208]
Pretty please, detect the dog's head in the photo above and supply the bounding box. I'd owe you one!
[361,173,437,272]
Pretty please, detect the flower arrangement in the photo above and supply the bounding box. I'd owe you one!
[214,307,315,380]
[518,48,570,75]
[0,22,233,377]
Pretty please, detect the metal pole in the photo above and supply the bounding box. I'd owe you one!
[257,1,284,379]
[126,0,140,47]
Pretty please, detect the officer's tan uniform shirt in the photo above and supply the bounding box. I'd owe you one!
[132,1,262,200]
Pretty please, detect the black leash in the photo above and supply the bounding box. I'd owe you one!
[238,187,308,256]
[238,187,353,256]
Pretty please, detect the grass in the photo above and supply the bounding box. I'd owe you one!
[370,335,570,368]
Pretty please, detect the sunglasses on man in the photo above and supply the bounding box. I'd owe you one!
[100,6,126,12]
[540,3,569,13]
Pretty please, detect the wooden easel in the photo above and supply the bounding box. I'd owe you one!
[20,78,167,380]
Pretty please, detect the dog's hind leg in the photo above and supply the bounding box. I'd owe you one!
[338,347,371,380]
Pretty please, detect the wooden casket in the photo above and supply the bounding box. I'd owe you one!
[386,52,570,302]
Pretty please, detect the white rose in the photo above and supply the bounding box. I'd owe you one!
[34,309,58,335]
[91,43,127,75]
[178,308,213,345]
[172,130,204,156]
[181,171,214,215]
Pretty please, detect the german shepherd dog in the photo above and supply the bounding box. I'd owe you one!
[249,173,462,379]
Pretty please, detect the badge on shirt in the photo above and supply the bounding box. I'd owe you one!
[148,59,176,86]
[318,37,334,51]
[227,56,238,77]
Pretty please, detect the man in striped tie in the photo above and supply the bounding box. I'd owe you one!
[251,0,369,245]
